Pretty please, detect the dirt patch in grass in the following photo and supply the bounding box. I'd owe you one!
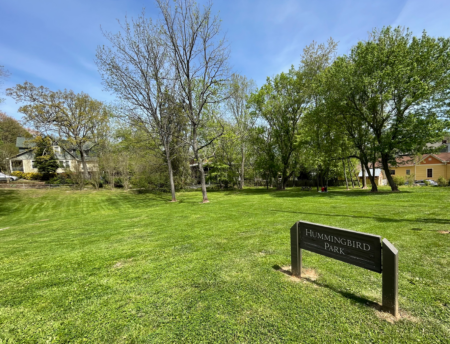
[373,307,420,324]
[275,265,319,282]
[438,230,449,234]
[112,258,134,269]
[0,227,10,231]
[257,250,275,256]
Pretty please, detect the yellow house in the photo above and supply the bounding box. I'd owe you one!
[389,153,450,181]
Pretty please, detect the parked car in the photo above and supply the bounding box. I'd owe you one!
[415,179,438,186]
[0,173,19,182]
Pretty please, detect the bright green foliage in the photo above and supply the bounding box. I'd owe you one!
[205,161,233,188]
[249,68,308,189]
[0,111,32,172]
[392,175,405,186]
[298,39,360,188]
[437,176,448,187]
[324,27,450,191]
[0,187,449,342]
[32,136,59,176]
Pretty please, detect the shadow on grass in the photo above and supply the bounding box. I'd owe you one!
[0,190,23,217]
[206,187,414,199]
[273,264,381,309]
[268,188,413,198]
[269,209,450,225]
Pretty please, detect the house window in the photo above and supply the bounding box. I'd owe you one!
[389,170,395,175]
[59,161,70,169]
[406,169,410,175]
[427,169,433,178]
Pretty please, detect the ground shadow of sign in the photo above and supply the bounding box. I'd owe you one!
[291,221,398,317]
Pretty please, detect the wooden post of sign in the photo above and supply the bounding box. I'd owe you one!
[290,222,301,277]
[382,238,398,317]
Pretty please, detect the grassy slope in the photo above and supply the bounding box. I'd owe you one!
[0,187,449,343]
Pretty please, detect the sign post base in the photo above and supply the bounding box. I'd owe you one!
[382,238,399,317]
[290,222,301,277]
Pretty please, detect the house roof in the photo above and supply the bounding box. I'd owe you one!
[393,153,450,166]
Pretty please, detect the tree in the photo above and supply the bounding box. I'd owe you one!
[96,12,183,201]
[7,83,110,179]
[156,0,231,203]
[33,136,60,176]
[226,74,256,189]
[326,27,450,191]
[0,111,32,172]
[249,68,308,190]
[298,39,343,190]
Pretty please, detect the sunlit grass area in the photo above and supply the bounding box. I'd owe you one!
[0,186,449,343]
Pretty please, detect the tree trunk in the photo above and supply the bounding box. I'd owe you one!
[364,162,378,192]
[165,148,177,202]
[240,149,245,189]
[351,161,360,187]
[361,159,367,189]
[281,170,293,190]
[347,158,355,188]
[79,149,90,180]
[316,167,320,191]
[381,154,399,192]
[342,159,349,190]
[195,155,209,202]
[192,126,209,202]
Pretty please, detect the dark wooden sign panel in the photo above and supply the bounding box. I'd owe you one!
[298,221,382,273]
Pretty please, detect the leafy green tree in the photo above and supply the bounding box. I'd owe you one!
[7,83,110,179]
[33,136,59,176]
[0,111,32,172]
[298,39,346,190]
[249,68,308,190]
[325,27,450,191]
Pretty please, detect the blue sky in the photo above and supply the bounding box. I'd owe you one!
[1,0,450,121]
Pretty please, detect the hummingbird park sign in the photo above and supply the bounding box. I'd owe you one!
[290,221,399,316]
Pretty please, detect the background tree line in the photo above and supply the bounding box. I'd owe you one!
[2,0,450,199]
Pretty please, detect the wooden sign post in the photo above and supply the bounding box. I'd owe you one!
[290,221,398,316]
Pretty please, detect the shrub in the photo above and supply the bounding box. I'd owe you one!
[393,176,405,186]
[405,173,415,187]
[424,180,430,186]
[46,174,73,185]
[437,176,448,187]
[21,172,43,180]
[11,171,25,179]
[114,177,124,188]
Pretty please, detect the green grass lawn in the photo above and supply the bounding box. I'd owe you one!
[0,186,449,343]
